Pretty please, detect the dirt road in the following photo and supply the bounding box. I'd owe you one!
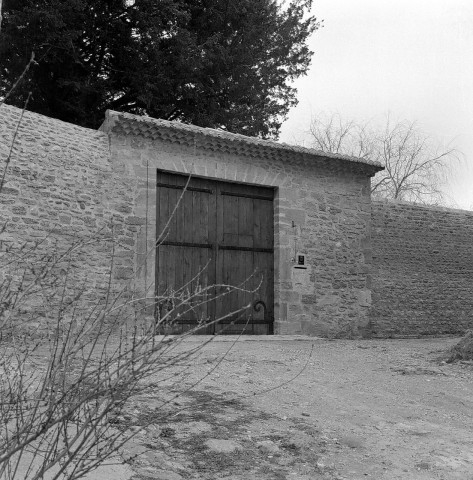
[120,337,473,480]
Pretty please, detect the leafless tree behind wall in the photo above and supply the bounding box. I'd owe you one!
[308,112,461,205]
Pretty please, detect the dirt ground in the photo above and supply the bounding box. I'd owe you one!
[116,336,473,480]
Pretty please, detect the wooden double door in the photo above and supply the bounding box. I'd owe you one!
[155,171,274,334]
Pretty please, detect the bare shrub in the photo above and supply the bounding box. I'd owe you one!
[0,140,256,479]
[0,35,260,477]
[441,330,473,363]
[0,213,256,479]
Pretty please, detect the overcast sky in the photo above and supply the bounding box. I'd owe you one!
[279,0,473,209]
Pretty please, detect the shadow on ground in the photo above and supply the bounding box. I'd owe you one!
[117,388,339,480]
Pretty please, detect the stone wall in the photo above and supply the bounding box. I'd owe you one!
[370,200,473,336]
[0,104,136,323]
[103,112,375,337]
[1,104,376,336]
[5,104,472,338]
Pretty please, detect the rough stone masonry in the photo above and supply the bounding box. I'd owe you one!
[101,110,381,337]
[1,103,472,337]
[370,199,473,336]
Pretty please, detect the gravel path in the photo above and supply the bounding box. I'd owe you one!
[118,336,473,480]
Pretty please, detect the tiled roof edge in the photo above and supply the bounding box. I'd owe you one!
[102,110,384,170]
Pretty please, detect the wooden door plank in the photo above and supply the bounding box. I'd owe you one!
[157,172,274,334]
[237,193,252,327]
[157,172,169,244]
[155,171,164,306]
[157,174,173,306]
[225,194,239,236]
[197,191,208,323]
[214,181,274,333]
[215,182,224,327]
[166,176,178,243]
[204,183,215,329]
[237,196,253,247]
[189,191,199,321]
[164,181,179,323]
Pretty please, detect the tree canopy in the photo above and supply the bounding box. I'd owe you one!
[0,0,320,138]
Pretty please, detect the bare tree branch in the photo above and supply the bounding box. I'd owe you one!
[0,92,32,192]
[308,112,461,205]
[0,52,36,109]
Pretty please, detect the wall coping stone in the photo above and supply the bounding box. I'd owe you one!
[1,103,108,139]
[373,198,473,215]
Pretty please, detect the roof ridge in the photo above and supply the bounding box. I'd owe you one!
[102,110,384,170]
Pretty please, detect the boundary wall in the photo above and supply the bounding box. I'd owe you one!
[0,104,135,324]
[2,104,472,337]
[370,200,473,336]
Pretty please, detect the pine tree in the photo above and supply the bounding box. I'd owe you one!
[1,0,321,138]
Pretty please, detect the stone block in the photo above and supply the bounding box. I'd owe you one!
[301,294,317,305]
[125,215,146,225]
[280,290,300,303]
[285,208,307,225]
[300,317,331,337]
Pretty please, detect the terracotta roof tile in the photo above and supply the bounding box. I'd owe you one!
[102,110,384,171]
